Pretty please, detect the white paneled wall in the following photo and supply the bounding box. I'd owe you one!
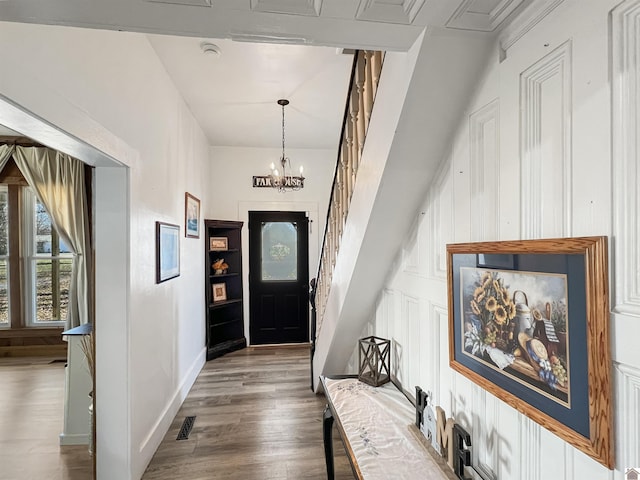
[430,159,454,279]
[519,39,572,239]
[615,364,640,470]
[369,0,638,478]
[612,0,640,476]
[470,99,501,242]
[612,0,640,318]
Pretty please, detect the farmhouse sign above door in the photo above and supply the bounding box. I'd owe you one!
[252,175,304,189]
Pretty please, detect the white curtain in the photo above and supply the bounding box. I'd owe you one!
[0,145,15,173]
[13,146,92,328]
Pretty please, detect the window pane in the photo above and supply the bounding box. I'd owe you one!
[261,222,297,281]
[0,190,7,256]
[35,198,71,254]
[35,258,72,322]
[0,189,8,326]
[0,260,7,325]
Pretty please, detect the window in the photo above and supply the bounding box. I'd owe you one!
[24,190,72,326]
[0,180,72,328]
[261,221,298,281]
[0,186,8,327]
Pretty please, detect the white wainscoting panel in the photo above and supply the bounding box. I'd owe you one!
[472,387,499,479]
[615,363,640,471]
[518,416,541,480]
[433,303,448,407]
[520,40,572,239]
[402,293,420,390]
[417,301,437,399]
[612,0,640,317]
[380,288,395,341]
[403,213,421,275]
[429,159,454,279]
[571,445,614,480]
[564,443,574,480]
[388,289,406,386]
[374,297,386,342]
[470,98,501,241]
[539,427,567,478]
[495,403,520,479]
[451,374,474,432]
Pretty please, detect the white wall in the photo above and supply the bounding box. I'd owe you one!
[363,0,638,478]
[0,22,210,479]
[208,146,335,343]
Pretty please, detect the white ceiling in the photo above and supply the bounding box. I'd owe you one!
[0,0,532,149]
[147,36,354,149]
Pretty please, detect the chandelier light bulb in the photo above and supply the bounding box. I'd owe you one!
[299,165,304,175]
[270,162,275,171]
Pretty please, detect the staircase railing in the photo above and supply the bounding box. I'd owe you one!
[313,50,385,342]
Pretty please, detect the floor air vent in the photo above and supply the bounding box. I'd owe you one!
[176,416,196,441]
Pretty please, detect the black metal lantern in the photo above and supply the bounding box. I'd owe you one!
[358,336,391,387]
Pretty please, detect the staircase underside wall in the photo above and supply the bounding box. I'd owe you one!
[313,28,494,387]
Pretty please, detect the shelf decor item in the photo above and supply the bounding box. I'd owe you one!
[156,221,180,283]
[185,192,200,238]
[209,236,228,251]
[212,258,228,275]
[446,236,613,468]
[358,336,391,387]
[212,283,227,302]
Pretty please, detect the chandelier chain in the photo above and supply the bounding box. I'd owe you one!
[268,98,303,192]
[281,101,286,161]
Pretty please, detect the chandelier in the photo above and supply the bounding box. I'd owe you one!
[269,99,304,192]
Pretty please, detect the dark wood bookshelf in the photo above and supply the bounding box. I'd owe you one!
[204,219,246,360]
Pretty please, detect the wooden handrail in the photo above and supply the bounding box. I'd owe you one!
[312,50,385,344]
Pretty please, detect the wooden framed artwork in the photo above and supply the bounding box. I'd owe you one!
[209,237,228,251]
[156,221,180,283]
[446,236,613,468]
[212,283,227,303]
[185,192,200,238]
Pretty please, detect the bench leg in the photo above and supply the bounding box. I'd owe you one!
[323,404,335,480]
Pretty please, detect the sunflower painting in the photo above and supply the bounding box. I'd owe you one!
[447,237,613,469]
[460,267,570,405]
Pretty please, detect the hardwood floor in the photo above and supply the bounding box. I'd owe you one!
[142,346,354,480]
[0,356,92,480]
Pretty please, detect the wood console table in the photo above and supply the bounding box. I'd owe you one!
[320,376,456,480]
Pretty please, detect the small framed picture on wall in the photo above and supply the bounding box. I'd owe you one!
[156,221,180,283]
[185,192,201,238]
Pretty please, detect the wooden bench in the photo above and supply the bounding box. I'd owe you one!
[320,375,456,480]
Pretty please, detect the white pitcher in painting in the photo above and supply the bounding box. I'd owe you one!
[513,290,534,337]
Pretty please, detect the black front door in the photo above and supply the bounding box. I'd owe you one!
[249,211,309,345]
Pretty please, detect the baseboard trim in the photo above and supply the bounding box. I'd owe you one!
[59,432,89,446]
[137,346,206,458]
[247,342,311,350]
[0,344,67,357]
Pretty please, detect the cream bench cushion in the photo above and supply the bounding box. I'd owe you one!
[322,377,451,480]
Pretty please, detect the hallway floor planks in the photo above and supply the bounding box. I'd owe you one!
[142,346,354,480]
[0,357,92,480]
